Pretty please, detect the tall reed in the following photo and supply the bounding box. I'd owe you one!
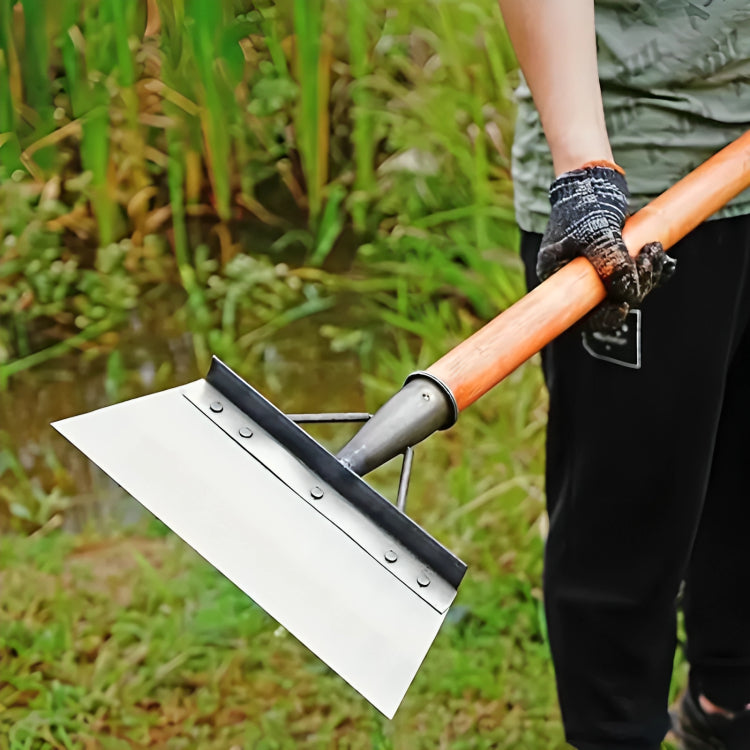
[293,0,326,225]
[59,0,117,244]
[348,0,376,231]
[184,0,232,219]
[0,1,21,173]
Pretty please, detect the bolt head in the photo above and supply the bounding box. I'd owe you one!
[310,486,324,500]
[417,572,431,587]
[384,550,398,563]
[209,401,224,413]
[239,427,253,438]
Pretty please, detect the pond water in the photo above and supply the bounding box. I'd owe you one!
[0,292,369,531]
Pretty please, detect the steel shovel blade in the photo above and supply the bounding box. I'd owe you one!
[52,358,466,718]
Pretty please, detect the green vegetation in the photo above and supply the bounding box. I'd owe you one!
[0,351,565,748]
[0,1,686,747]
[0,525,558,749]
[0,0,520,378]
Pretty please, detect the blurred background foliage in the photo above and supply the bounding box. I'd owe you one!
[0,0,521,377]
[0,1,620,747]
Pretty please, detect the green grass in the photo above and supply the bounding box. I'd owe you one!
[0,351,567,749]
[0,528,561,749]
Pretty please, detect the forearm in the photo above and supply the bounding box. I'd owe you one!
[498,0,613,175]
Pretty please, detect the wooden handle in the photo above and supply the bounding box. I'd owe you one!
[427,130,750,412]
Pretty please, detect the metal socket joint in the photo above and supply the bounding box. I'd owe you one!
[335,375,456,477]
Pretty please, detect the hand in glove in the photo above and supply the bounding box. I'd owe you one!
[537,161,676,332]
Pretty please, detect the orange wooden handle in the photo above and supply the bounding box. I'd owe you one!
[427,130,750,412]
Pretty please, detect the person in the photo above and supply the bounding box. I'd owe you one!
[496,2,750,749]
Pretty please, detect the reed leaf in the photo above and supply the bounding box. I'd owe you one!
[187,0,230,216]
[348,0,376,230]
[19,0,51,114]
[0,3,21,173]
[292,0,325,223]
[109,0,137,87]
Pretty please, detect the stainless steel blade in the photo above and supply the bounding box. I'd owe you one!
[52,381,453,717]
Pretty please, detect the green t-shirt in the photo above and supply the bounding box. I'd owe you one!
[512,0,750,234]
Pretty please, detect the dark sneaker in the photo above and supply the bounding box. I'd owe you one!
[670,689,750,750]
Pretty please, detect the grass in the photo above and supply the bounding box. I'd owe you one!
[0,535,532,748]
[0,528,561,749]
[0,350,567,749]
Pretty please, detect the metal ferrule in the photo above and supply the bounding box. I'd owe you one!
[336,374,457,477]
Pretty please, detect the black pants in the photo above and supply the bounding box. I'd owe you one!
[520,215,750,750]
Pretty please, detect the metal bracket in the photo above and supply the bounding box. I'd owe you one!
[396,446,414,513]
[287,412,414,513]
[287,412,371,424]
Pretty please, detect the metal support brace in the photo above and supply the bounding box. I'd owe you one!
[396,446,414,513]
[287,413,372,424]
[288,412,415,512]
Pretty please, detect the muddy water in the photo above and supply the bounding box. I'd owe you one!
[0,294,368,530]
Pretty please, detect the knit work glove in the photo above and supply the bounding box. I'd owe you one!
[538,162,676,332]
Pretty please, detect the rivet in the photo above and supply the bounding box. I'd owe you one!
[384,550,398,563]
[209,401,224,413]
[239,427,253,438]
[310,486,324,500]
[417,572,431,587]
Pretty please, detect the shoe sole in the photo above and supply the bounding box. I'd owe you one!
[669,709,726,750]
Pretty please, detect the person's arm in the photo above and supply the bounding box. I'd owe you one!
[498,0,613,175]
[498,0,675,330]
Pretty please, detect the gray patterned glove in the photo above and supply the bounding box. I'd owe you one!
[538,162,676,332]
